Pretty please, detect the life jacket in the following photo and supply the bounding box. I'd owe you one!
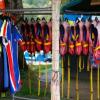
[59,24,67,56]
[29,39,35,54]
[43,23,51,54]
[25,23,30,35]
[35,22,42,51]
[69,26,75,55]
[88,24,98,67]
[48,21,52,41]
[19,40,26,52]
[82,25,89,55]
[26,40,30,53]
[75,24,82,55]
[22,23,30,45]
[93,23,100,64]
[59,23,67,56]
[30,23,35,39]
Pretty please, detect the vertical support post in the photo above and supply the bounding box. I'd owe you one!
[97,65,100,99]
[44,62,48,96]
[23,54,24,69]
[51,0,61,100]
[28,66,31,94]
[67,55,70,99]
[12,94,14,100]
[76,58,79,100]
[38,62,41,96]
[61,56,64,98]
[90,66,93,100]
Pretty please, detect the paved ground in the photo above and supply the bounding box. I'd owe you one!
[0,67,99,100]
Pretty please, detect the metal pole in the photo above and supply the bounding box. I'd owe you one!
[12,94,14,100]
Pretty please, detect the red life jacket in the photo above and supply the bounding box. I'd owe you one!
[26,41,30,52]
[42,22,52,54]
[59,22,68,56]
[44,40,52,53]
[35,22,42,51]
[29,40,35,54]
[69,41,74,55]
[94,43,100,64]
[82,25,89,55]
[93,22,100,64]
[48,21,52,41]
[35,36,42,51]
[69,26,75,55]
[19,40,26,52]
[75,24,82,55]
[60,42,67,56]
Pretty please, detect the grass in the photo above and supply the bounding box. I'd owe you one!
[0,60,99,100]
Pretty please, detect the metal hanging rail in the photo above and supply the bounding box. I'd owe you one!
[0,7,100,15]
[64,10,100,15]
[0,7,52,12]
[0,7,52,15]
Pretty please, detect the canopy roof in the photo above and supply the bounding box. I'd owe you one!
[61,0,100,14]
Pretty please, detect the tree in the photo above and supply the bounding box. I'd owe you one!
[51,0,61,100]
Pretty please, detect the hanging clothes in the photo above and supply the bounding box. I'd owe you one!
[59,21,68,56]
[35,21,42,51]
[20,22,25,40]
[30,22,35,39]
[43,22,51,54]
[82,25,89,55]
[75,23,82,55]
[89,23,98,67]
[0,17,22,94]
[0,37,4,93]
[11,25,22,91]
[69,26,75,55]
[93,22,100,64]
[3,20,17,94]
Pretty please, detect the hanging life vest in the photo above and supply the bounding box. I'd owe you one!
[82,25,89,55]
[35,22,42,51]
[29,38,35,54]
[75,24,82,55]
[43,23,52,54]
[59,23,67,56]
[93,23,100,64]
[69,26,75,55]
[19,40,26,52]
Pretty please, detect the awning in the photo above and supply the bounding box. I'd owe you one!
[61,0,100,14]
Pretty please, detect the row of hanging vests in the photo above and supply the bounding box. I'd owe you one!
[20,17,52,54]
[20,17,100,65]
[60,17,100,69]
[0,14,22,95]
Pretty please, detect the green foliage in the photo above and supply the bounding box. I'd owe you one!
[22,0,51,8]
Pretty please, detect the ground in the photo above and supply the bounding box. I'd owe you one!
[0,64,99,100]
